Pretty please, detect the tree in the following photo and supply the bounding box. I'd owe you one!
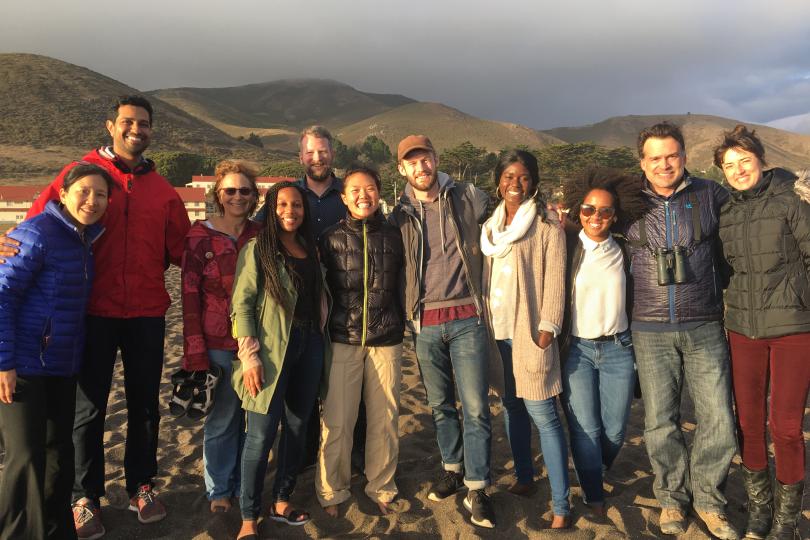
[332,138,358,169]
[439,141,496,190]
[260,160,303,178]
[151,152,218,186]
[246,132,263,148]
[358,135,392,165]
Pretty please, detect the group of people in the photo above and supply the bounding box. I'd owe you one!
[0,94,807,540]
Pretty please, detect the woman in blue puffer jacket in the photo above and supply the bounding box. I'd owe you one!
[0,163,112,540]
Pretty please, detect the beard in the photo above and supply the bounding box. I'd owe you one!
[407,170,438,193]
[306,164,333,182]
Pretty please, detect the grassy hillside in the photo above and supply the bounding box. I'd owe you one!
[544,114,810,171]
[337,102,565,153]
[149,80,416,137]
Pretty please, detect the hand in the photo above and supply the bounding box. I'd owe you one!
[537,331,553,350]
[0,369,17,404]
[0,226,20,263]
[242,365,264,398]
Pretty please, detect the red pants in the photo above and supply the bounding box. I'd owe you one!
[729,330,810,484]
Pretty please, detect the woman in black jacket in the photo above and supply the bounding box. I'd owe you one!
[714,125,810,540]
[316,164,405,516]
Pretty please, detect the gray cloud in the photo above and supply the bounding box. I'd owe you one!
[2,0,809,129]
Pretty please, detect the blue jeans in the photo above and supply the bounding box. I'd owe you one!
[415,316,491,490]
[239,326,324,520]
[498,339,570,516]
[560,330,635,505]
[203,349,245,501]
[633,321,736,512]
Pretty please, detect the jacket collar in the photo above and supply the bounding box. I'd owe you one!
[98,146,154,175]
[641,170,693,200]
[44,200,105,243]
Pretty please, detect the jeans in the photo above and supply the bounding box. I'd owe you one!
[560,330,635,505]
[498,339,570,516]
[0,375,78,540]
[633,321,736,512]
[203,349,245,501]
[239,325,324,520]
[72,316,165,502]
[415,316,491,490]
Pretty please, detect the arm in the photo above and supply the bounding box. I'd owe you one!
[231,241,264,397]
[165,194,192,267]
[787,196,810,272]
[538,223,566,348]
[181,232,210,371]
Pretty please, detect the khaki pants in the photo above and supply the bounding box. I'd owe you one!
[316,342,402,506]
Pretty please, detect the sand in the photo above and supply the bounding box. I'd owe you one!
[4,266,808,539]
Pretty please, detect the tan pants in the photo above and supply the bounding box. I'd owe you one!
[315,342,402,506]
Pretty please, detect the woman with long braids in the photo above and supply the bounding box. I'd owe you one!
[230,181,330,539]
[559,168,648,516]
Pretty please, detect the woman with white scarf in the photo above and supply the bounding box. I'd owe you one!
[481,150,570,529]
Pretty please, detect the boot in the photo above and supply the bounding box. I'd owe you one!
[740,465,772,539]
[765,480,804,540]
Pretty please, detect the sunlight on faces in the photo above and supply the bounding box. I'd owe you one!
[299,135,334,182]
[217,173,256,218]
[640,137,686,196]
[398,150,438,194]
[342,172,380,220]
[498,162,534,208]
[59,175,110,231]
[275,186,305,233]
[106,105,151,160]
[580,188,616,242]
[721,147,763,191]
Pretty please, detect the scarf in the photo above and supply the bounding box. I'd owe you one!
[480,199,537,258]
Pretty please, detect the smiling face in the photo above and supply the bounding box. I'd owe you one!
[398,149,439,197]
[217,173,257,218]
[721,147,764,191]
[342,172,380,220]
[106,104,152,161]
[640,136,686,197]
[59,174,110,231]
[498,161,534,209]
[275,186,305,234]
[579,188,616,242]
[299,135,334,183]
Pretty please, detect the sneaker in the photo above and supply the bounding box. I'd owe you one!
[128,484,167,524]
[660,507,687,535]
[427,469,465,501]
[463,489,496,528]
[73,498,105,540]
[695,510,740,540]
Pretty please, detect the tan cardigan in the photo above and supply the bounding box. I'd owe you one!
[483,210,566,401]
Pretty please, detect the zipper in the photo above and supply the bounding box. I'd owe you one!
[40,318,52,367]
[122,175,131,315]
[445,192,484,317]
[664,201,675,323]
[742,204,756,337]
[361,221,369,346]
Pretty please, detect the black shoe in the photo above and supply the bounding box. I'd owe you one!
[766,480,804,539]
[741,465,772,539]
[427,470,465,501]
[463,489,496,528]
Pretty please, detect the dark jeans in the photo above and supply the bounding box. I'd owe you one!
[0,375,78,540]
[240,326,324,520]
[72,316,165,502]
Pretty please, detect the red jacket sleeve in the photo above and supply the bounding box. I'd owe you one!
[26,164,73,218]
[166,194,191,268]
[181,232,210,371]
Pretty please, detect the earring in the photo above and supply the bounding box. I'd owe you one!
[495,189,503,200]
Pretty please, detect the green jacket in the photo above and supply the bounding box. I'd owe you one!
[230,238,331,414]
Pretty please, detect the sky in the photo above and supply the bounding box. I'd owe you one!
[2,0,810,130]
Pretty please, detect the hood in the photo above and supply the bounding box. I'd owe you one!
[399,171,454,208]
[794,169,810,204]
[44,200,105,244]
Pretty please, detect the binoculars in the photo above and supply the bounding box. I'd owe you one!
[656,246,688,286]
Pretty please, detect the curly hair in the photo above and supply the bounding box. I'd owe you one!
[562,168,649,229]
[212,160,260,216]
[255,181,321,313]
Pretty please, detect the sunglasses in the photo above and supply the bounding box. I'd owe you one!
[580,204,616,219]
[219,187,254,196]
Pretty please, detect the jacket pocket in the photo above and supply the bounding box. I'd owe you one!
[523,339,558,375]
[39,317,52,366]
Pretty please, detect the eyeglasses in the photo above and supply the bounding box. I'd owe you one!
[219,187,254,196]
[580,204,615,219]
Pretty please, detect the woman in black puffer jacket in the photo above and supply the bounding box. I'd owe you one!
[714,125,810,540]
[316,164,405,517]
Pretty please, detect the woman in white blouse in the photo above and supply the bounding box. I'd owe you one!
[559,169,648,516]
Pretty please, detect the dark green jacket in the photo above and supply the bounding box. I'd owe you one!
[719,168,810,339]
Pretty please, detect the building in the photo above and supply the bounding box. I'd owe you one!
[175,187,207,222]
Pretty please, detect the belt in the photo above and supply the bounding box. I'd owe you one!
[583,333,617,342]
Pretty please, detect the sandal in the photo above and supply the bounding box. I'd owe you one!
[268,505,310,526]
[186,365,221,420]
[168,369,195,417]
[210,498,231,513]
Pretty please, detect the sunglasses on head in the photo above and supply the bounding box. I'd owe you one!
[220,187,253,196]
[580,204,616,219]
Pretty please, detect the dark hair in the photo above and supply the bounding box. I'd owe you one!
[494,149,540,191]
[213,160,260,215]
[63,162,115,194]
[562,168,649,229]
[712,124,767,168]
[637,122,685,157]
[255,182,321,313]
[108,95,154,125]
[299,125,333,150]
[343,163,381,191]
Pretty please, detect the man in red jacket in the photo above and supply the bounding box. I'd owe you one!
[1,95,190,539]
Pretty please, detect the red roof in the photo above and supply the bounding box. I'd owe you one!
[174,187,206,203]
[0,186,47,201]
[190,176,295,184]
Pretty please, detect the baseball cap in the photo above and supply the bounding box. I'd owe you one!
[397,135,435,162]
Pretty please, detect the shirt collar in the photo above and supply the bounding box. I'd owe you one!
[578,228,615,252]
[299,175,343,197]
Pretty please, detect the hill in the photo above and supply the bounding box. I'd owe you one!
[768,111,810,135]
[337,102,565,154]
[0,53,265,181]
[544,114,810,171]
